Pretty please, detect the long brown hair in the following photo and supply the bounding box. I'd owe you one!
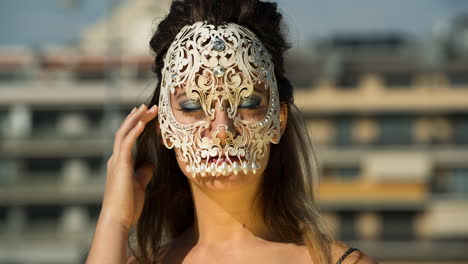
[131,0,333,263]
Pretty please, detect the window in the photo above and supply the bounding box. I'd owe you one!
[335,167,360,181]
[377,115,412,145]
[449,168,468,196]
[338,211,358,240]
[382,72,412,87]
[335,116,353,146]
[448,72,468,87]
[452,114,468,144]
[322,166,360,181]
[32,110,59,138]
[0,109,8,138]
[0,69,27,82]
[431,167,450,194]
[336,72,360,89]
[75,70,110,81]
[380,211,415,241]
[23,158,63,183]
[25,205,63,231]
[0,206,7,227]
[87,156,104,173]
[0,159,17,184]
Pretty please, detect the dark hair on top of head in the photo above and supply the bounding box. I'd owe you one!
[149,0,293,104]
[132,0,334,263]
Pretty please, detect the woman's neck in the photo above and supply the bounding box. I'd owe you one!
[187,177,273,245]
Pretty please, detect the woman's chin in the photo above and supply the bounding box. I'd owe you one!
[189,170,260,190]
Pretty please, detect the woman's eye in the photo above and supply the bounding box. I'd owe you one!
[239,97,261,109]
[179,100,202,112]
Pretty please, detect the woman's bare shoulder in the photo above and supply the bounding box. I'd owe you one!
[126,235,192,264]
[331,241,378,264]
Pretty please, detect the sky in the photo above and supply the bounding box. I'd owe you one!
[1,0,468,49]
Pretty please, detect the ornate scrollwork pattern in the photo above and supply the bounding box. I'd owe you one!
[158,21,282,177]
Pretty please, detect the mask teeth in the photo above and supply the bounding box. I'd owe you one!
[200,164,207,177]
[251,161,260,174]
[189,160,261,177]
[232,161,240,175]
[216,162,228,176]
[242,161,251,174]
[209,163,216,176]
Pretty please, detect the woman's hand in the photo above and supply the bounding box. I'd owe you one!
[100,103,158,231]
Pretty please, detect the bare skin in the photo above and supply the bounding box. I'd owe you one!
[86,104,158,264]
[86,102,377,264]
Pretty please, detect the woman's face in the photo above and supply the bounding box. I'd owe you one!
[157,21,283,189]
[169,80,273,188]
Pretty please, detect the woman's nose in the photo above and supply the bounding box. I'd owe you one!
[214,124,230,147]
[209,103,236,146]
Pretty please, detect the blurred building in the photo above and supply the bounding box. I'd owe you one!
[294,25,468,263]
[0,1,467,264]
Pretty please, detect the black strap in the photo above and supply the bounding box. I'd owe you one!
[336,247,359,264]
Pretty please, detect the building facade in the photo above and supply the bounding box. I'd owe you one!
[0,2,467,263]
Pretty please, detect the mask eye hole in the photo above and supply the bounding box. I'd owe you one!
[178,99,203,112]
[175,99,206,122]
[170,85,206,123]
[238,96,262,109]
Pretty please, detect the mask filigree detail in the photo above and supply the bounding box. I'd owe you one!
[158,21,282,177]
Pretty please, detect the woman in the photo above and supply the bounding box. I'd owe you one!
[86,0,378,263]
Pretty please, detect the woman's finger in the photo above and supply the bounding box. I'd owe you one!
[119,106,158,159]
[113,104,149,153]
[137,105,159,124]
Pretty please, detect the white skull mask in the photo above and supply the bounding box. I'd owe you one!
[158,21,282,177]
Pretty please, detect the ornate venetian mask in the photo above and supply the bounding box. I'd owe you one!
[158,21,282,177]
